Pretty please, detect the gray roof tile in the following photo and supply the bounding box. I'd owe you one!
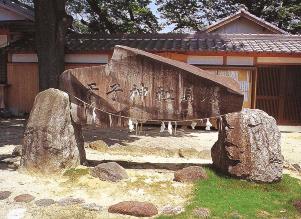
[7,33,301,54]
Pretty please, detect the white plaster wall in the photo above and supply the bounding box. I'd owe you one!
[187,56,223,65]
[227,56,254,66]
[12,54,38,62]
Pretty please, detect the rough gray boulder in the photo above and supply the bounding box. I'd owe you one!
[211,109,283,183]
[0,191,12,200]
[161,206,183,215]
[35,199,56,207]
[193,208,211,218]
[91,162,128,182]
[57,197,85,206]
[21,88,86,174]
[81,203,102,211]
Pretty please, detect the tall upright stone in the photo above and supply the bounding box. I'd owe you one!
[211,109,283,183]
[21,88,86,174]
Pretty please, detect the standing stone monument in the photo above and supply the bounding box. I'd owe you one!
[60,45,244,128]
[211,109,283,182]
[21,88,86,174]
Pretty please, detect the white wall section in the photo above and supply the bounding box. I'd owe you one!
[187,56,223,65]
[227,56,254,66]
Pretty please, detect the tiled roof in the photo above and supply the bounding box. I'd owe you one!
[0,0,34,21]
[7,33,301,54]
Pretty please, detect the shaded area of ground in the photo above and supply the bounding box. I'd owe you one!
[82,124,216,150]
[1,118,301,166]
[0,118,26,147]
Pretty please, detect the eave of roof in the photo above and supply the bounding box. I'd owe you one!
[6,33,301,55]
[0,0,34,21]
[203,9,287,34]
[0,20,34,32]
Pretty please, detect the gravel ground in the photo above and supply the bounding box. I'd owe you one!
[0,118,300,218]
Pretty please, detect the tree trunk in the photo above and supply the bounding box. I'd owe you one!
[33,0,72,90]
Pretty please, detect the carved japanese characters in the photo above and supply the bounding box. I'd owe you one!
[60,45,243,127]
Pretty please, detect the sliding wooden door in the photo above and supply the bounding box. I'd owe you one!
[256,65,301,125]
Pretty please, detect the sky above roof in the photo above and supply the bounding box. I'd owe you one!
[149,2,175,33]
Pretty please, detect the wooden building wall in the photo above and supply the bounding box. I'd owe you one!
[7,63,38,113]
[6,63,98,113]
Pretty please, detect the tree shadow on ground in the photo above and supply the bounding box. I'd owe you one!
[82,124,215,147]
[1,118,216,148]
[86,159,212,171]
[0,118,25,147]
[0,154,18,171]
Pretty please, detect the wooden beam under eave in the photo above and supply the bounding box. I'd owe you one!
[7,53,12,63]
[183,51,301,58]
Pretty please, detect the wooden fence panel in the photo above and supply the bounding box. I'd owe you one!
[6,63,99,113]
[282,66,301,124]
[256,65,301,125]
[7,63,39,113]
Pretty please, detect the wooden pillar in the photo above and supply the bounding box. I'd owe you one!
[223,56,227,65]
[251,68,258,109]
[278,66,286,123]
[0,84,8,108]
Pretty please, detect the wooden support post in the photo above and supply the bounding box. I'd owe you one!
[251,68,258,109]
[223,56,227,65]
[0,84,8,108]
[278,66,286,123]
